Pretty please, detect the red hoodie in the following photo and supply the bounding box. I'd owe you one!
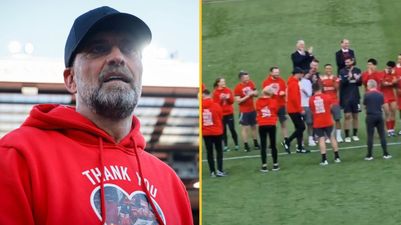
[255,97,278,126]
[286,76,303,113]
[0,104,193,225]
[213,87,234,115]
[202,98,223,136]
[262,75,287,107]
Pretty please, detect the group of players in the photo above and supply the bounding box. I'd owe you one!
[202,39,401,176]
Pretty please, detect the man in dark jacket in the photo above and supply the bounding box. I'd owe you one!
[363,79,391,160]
[335,39,356,74]
[291,40,315,71]
[339,57,362,143]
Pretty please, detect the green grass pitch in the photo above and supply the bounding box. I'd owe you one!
[202,0,401,224]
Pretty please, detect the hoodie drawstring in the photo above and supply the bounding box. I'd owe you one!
[131,136,165,225]
[98,137,107,224]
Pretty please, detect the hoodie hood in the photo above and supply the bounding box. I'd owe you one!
[22,104,146,151]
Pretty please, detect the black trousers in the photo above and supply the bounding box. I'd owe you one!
[366,115,388,156]
[203,135,223,173]
[222,114,238,146]
[259,125,278,164]
[288,113,305,149]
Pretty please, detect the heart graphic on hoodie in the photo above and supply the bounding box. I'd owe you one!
[90,183,166,225]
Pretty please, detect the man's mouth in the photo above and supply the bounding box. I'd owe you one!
[102,73,130,83]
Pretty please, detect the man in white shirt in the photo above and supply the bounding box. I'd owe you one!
[300,70,314,146]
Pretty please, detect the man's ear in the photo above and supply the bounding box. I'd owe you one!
[63,68,77,94]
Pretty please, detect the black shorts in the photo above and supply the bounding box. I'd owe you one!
[314,126,333,138]
[343,99,361,113]
[223,114,235,124]
[277,106,287,123]
[239,111,257,126]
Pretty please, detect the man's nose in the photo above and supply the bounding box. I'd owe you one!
[106,46,125,66]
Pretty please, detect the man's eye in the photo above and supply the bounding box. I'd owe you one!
[88,44,110,54]
[120,43,140,56]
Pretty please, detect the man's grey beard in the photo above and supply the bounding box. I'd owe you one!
[77,75,141,120]
[88,84,141,120]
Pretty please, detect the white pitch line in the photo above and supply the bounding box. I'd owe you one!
[201,141,401,162]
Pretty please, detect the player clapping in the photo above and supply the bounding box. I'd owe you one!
[320,64,343,142]
[381,61,398,136]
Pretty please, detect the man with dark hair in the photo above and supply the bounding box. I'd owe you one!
[282,67,308,154]
[291,40,315,71]
[202,89,226,177]
[262,66,288,145]
[339,57,362,143]
[300,66,314,146]
[335,39,356,74]
[234,71,260,152]
[363,79,391,160]
[0,6,193,225]
[361,58,384,91]
[321,64,343,142]
[306,59,321,84]
[381,61,398,136]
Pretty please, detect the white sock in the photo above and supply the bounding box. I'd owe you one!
[336,129,341,137]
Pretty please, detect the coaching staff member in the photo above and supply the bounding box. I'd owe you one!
[291,40,315,71]
[0,6,192,225]
[363,80,392,160]
[339,57,362,143]
[234,71,260,152]
[335,39,356,74]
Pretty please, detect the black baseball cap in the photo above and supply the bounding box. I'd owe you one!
[64,6,152,67]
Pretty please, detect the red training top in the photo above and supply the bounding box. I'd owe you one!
[286,76,302,113]
[262,75,287,107]
[255,97,278,126]
[213,87,234,115]
[202,98,223,136]
[361,70,384,91]
[381,71,396,102]
[309,93,334,128]
[321,75,340,105]
[234,80,256,113]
